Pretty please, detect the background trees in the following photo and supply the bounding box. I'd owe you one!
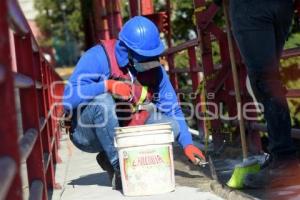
[34,0,84,66]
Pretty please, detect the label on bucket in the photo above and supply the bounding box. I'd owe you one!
[120,145,175,196]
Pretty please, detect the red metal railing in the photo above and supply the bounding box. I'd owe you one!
[193,0,300,149]
[0,0,63,199]
[162,39,203,128]
[163,0,300,153]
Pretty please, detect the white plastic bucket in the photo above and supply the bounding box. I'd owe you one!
[115,123,175,196]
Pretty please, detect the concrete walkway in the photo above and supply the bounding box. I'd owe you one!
[51,134,223,200]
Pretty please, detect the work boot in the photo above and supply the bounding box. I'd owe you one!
[96,152,115,182]
[244,155,300,189]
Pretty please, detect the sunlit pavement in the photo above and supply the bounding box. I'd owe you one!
[51,134,223,200]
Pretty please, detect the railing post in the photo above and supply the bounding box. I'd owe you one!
[35,53,59,191]
[167,54,179,91]
[105,0,122,38]
[14,33,47,200]
[187,47,204,131]
[94,0,110,40]
[193,0,225,150]
[44,64,61,164]
[0,0,23,199]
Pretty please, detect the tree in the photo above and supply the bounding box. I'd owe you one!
[34,0,84,66]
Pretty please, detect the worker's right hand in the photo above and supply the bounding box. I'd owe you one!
[105,80,131,100]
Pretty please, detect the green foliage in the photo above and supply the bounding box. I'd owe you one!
[34,0,83,65]
[35,0,83,42]
[281,33,300,127]
[171,0,196,41]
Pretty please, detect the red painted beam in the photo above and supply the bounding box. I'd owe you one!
[282,47,300,59]
[14,33,48,200]
[286,89,300,98]
[0,0,23,199]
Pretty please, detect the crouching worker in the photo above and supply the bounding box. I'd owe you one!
[63,16,205,190]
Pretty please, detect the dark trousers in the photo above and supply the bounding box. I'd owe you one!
[229,0,296,158]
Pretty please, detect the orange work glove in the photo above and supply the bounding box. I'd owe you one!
[184,144,206,165]
[105,80,131,100]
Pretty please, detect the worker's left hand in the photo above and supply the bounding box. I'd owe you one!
[184,144,206,165]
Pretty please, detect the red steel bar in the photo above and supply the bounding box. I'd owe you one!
[188,47,204,131]
[0,0,63,199]
[140,0,154,15]
[166,54,179,91]
[45,64,61,165]
[105,0,123,38]
[19,129,39,162]
[129,0,139,16]
[286,89,300,98]
[14,33,47,200]
[7,0,30,35]
[49,67,61,157]
[129,0,154,17]
[193,0,223,149]
[166,0,172,47]
[188,47,200,94]
[282,47,300,59]
[0,157,17,200]
[0,0,23,199]
[39,57,58,189]
[163,39,199,56]
[94,0,110,40]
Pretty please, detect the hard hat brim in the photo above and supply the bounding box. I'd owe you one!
[130,40,165,57]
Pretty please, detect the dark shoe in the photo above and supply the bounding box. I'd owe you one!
[111,169,122,190]
[96,152,115,181]
[244,156,300,189]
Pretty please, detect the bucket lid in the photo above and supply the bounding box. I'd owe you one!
[115,129,173,139]
[115,123,172,135]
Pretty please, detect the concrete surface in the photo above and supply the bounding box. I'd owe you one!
[50,134,223,200]
[209,145,300,200]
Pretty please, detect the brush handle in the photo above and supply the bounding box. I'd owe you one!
[223,1,248,159]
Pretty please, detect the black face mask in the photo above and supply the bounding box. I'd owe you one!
[136,67,163,89]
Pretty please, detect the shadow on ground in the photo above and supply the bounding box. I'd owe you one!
[175,169,204,179]
[68,172,111,187]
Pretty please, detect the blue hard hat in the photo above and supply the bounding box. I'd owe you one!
[119,16,165,58]
[115,40,158,68]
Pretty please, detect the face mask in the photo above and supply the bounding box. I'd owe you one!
[132,59,147,72]
[128,51,161,73]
